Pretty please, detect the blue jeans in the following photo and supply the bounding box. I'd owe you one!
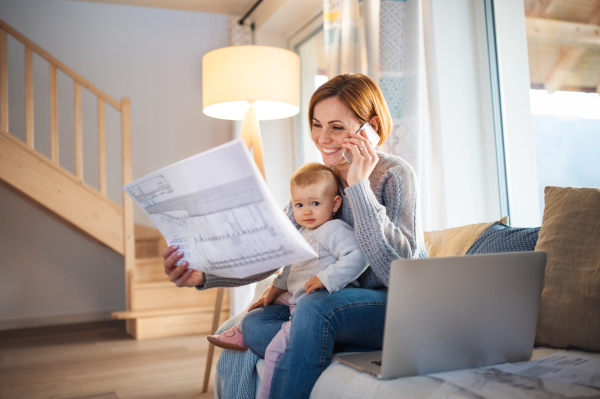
[243,288,387,399]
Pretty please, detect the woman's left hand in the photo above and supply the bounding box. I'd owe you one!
[343,129,380,187]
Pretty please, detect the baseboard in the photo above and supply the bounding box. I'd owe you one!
[0,311,113,331]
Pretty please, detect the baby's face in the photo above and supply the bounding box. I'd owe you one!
[291,182,341,230]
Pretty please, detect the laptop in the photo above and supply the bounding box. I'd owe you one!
[335,251,547,380]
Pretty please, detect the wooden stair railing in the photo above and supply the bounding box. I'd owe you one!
[0,19,229,343]
[0,18,134,335]
[0,19,133,259]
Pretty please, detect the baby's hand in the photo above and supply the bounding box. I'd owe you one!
[305,276,325,294]
[248,285,286,311]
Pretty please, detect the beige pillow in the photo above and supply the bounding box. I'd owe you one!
[535,186,600,351]
[424,216,509,258]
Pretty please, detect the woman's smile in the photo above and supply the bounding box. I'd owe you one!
[311,96,362,166]
[321,147,342,157]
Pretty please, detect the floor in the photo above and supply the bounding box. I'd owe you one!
[0,320,221,399]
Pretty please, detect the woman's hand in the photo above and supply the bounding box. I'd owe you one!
[162,245,205,287]
[305,276,325,294]
[248,285,286,311]
[343,128,380,187]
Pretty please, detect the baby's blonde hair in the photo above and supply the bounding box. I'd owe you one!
[290,163,339,196]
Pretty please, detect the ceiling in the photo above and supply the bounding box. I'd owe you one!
[70,0,323,37]
[523,0,600,93]
[70,0,262,16]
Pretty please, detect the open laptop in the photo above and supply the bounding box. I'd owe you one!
[335,251,547,380]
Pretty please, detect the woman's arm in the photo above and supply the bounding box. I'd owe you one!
[198,269,279,290]
[345,164,425,287]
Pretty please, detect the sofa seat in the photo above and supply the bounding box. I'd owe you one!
[309,348,600,399]
[217,347,600,399]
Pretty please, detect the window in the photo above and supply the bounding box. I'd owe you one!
[293,1,369,168]
[523,1,600,218]
[295,28,326,167]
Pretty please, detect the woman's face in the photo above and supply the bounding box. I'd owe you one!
[311,96,362,166]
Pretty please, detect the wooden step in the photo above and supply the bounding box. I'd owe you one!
[112,305,230,340]
[131,282,230,312]
[134,224,167,258]
[125,310,229,340]
[134,257,169,283]
[111,305,227,319]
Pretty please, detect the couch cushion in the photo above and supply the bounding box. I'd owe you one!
[534,186,600,351]
[466,223,540,255]
[424,216,508,258]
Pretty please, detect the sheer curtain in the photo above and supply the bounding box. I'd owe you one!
[324,0,362,76]
[376,0,437,231]
[324,0,438,231]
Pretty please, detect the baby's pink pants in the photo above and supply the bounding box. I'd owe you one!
[256,291,295,399]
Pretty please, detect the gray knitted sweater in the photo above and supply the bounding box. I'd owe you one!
[198,152,428,291]
[272,220,368,304]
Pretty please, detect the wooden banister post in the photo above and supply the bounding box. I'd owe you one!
[98,99,107,196]
[121,97,136,335]
[0,28,8,133]
[25,47,34,148]
[74,82,83,181]
[50,65,58,164]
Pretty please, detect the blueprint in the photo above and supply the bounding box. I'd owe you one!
[432,366,600,399]
[499,353,600,390]
[124,140,317,278]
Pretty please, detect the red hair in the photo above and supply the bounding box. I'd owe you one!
[308,74,393,146]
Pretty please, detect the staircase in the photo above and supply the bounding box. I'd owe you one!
[112,225,229,339]
[0,19,227,340]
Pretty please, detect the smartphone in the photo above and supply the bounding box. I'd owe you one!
[342,123,380,164]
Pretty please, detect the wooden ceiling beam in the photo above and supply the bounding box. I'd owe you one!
[540,0,558,18]
[526,0,556,18]
[544,46,586,93]
[532,7,600,93]
[526,17,600,47]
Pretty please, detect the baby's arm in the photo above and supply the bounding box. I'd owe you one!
[314,221,369,293]
[247,265,290,311]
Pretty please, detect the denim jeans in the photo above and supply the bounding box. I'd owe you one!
[243,288,387,399]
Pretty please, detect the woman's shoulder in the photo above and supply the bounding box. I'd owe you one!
[372,151,417,183]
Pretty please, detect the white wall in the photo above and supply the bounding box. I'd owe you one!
[424,0,502,229]
[0,0,230,327]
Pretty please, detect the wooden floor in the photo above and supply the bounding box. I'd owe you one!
[0,320,221,399]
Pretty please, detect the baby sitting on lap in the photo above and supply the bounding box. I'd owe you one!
[207,162,368,399]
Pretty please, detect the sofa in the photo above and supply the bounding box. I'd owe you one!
[215,186,600,398]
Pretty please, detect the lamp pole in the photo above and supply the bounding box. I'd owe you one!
[240,101,266,180]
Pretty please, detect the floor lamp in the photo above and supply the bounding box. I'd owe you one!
[202,45,300,179]
[200,45,300,392]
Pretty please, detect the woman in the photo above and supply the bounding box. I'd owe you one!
[163,74,428,398]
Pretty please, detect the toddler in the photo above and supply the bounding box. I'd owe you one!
[208,163,368,399]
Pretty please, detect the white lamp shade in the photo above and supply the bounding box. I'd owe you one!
[202,45,300,121]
